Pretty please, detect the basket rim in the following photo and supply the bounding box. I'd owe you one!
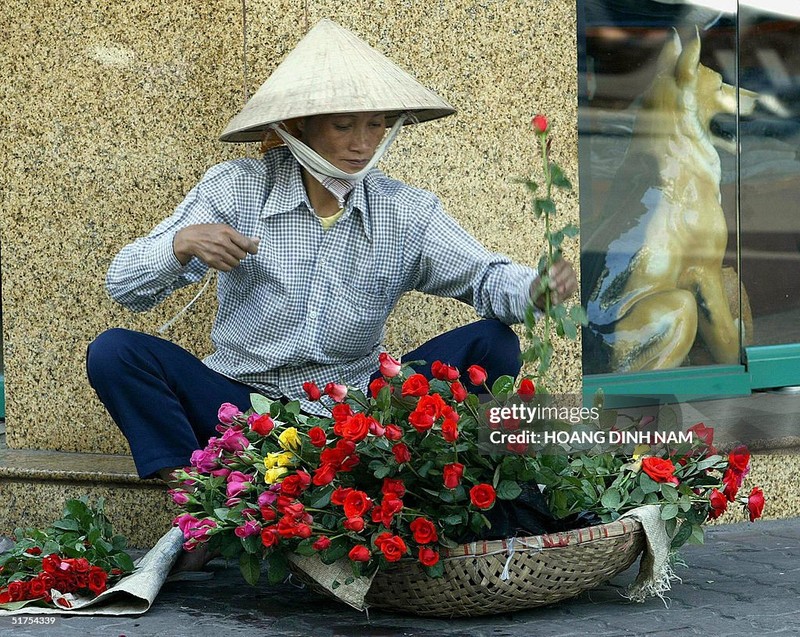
[438,517,643,560]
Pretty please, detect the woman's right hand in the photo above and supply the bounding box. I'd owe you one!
[173,224,260,272]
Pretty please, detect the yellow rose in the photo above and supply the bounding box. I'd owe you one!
[264,451,295,469]
[278,427,301,451]
[264,466,289,484]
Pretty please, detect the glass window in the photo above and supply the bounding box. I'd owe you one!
[578,1,743,376]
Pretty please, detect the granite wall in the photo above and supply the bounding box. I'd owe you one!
[1,0,580,454]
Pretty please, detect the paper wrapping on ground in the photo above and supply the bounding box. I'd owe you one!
[0,527,184,616]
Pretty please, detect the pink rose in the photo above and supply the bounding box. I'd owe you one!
[378,352,402,377]
[234,520,261,539]
[218,427,249,452]
[217,402,242,425]
[190,448,220,473]
[324,382,348,403]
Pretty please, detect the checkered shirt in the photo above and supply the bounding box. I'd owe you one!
[106,147,537,415]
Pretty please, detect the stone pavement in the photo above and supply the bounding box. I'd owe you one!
[2,517,798,637]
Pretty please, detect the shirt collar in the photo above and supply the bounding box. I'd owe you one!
[261,150,309,219]
[261,149,375,240]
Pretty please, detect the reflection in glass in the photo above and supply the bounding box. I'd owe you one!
[578,1,747,375]
[738,5,800,346]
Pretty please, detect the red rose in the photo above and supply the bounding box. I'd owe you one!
[431,360,459,381]
[338,413,372,442]
[87,566,108,595]
[418,546,440,567]
[441,418,458,443]
[401,374,430,397]
[348,545,371,562]
[343,490,373,518]
[416,394,447,419]
[249,414,274,435]
[7,581,30,602]
[531,114,549,134]
[374,532,408,562]
[409,410,434,433]
[722,467,741,502]
[331,486,354,505]
[260,506,277,521]
[450,381,468,402]
[641,457,676,483]
[308,426,327,448]
[343,516,365,532]
[312,463,337,486]
[378,352,402,377]
[324,382,348,403]
[331,403,353,422]
[302,381,322,401]
[280,474,308,498]
[708,488,728,520]
[392,443,411,464]
[469,483,497,510]
[382,478,406,498]
[369,377,390,398]
[443,462,465,489]
[466,365,488,386]
[375,496,403,527]
[312,536,331,551]
[27,546,42,556]
[687,422,714,449]
[42,554,62,573]
[517,378,536,402]
[27,577,48,600]
[260,526,280,547]
[747,487,765,522]
[369,420,386,437]
[728,445,751,474]
[384,424,403,441]
[409,517,438,544]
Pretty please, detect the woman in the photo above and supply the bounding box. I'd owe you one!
[87,19,576,489]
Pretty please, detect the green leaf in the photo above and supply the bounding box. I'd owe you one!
[639,474,661,494]
[660,483,679,503]
[549,162,572,190]
[239,553,261,586]
[424,562,445,578]
[491,375,515,397]
[670,521,693,550]
[309,485,334,509]
[266,552,289,585]
[660,503,679,520]
[294,539,318,557]
[52,519,80,532]
[250,393,274,415]
[283,401,301,416]
[561,223,579,238]
[496,480,523,501]
[600,488,622,511]
[113,552,135,572]
[689,524,706,545]
[321,537,349,564]
[560,318,578,340]
[534,198,556,218]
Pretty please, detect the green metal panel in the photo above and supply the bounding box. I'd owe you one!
[583,365,751,408]
[746,344,800,390]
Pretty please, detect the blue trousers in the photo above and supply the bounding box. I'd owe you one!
[86,321,520,478]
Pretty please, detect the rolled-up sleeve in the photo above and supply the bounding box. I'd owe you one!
[106,164,237,311]
[411,196,538,325]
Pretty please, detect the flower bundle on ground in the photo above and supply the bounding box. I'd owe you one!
[0,498,136,610]
[172,358,764,587]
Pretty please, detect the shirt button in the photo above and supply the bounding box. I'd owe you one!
[309,309,318,319]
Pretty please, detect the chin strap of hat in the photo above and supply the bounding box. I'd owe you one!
[270,113,408,205]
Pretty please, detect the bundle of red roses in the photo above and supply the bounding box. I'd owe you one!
[0,498,135,610]
[172,357,764,587]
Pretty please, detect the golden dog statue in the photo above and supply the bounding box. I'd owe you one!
[583,31,757,374]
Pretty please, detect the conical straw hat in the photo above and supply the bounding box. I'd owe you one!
[220,19,455,143]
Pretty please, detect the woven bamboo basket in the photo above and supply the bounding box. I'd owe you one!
[364,518,645,617]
